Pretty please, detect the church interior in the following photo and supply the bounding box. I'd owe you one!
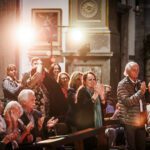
[0,0,150,149]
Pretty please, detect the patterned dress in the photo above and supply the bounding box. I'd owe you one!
[33,83,49,117]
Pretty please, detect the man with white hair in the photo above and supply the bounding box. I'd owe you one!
[18,89,58,144]
[117,61,147,150]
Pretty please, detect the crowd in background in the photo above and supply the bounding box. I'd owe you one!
[0,57,150,150]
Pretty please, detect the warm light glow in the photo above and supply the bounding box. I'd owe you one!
[15,25,36,47]
[70,28,84,43]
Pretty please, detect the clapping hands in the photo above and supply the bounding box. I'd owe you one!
[47,117,58,129]
[91,83,105,103]
[140,81,147,95]
[26,121,34,134]
[94,83,105,99]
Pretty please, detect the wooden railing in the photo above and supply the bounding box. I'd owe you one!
[21,127,107,150]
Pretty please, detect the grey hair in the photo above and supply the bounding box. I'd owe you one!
[123,61,139,76]
[18,89,35,104]
[3,101,23,116]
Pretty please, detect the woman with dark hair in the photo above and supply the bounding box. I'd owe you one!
[75,71,106,150]
[57,72,70,99]
[49,63,61,81]
[2,64,22,105]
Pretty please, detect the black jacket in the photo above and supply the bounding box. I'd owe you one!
[19,109,42,143]
[75,86,106,130]
[43,72,68,121]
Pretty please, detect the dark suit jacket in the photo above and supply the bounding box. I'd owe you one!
[19,109,42,143]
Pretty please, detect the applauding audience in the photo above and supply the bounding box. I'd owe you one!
[4,59,150,150]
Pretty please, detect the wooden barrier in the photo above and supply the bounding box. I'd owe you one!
[18,120,124,150]
[30,127,107,150]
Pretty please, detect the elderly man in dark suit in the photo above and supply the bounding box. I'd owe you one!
[18,89,58,144]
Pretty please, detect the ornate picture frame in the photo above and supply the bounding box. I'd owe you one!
[32,9,62,49]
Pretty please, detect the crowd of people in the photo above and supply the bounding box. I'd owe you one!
[0,57,150,150]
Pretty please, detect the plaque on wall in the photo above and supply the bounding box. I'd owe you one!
[69,0,108,31]
[77,0,101,20]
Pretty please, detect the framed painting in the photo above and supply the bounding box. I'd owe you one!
[32,9,62,49]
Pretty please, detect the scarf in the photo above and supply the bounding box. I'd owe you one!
[86,87,103,128]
